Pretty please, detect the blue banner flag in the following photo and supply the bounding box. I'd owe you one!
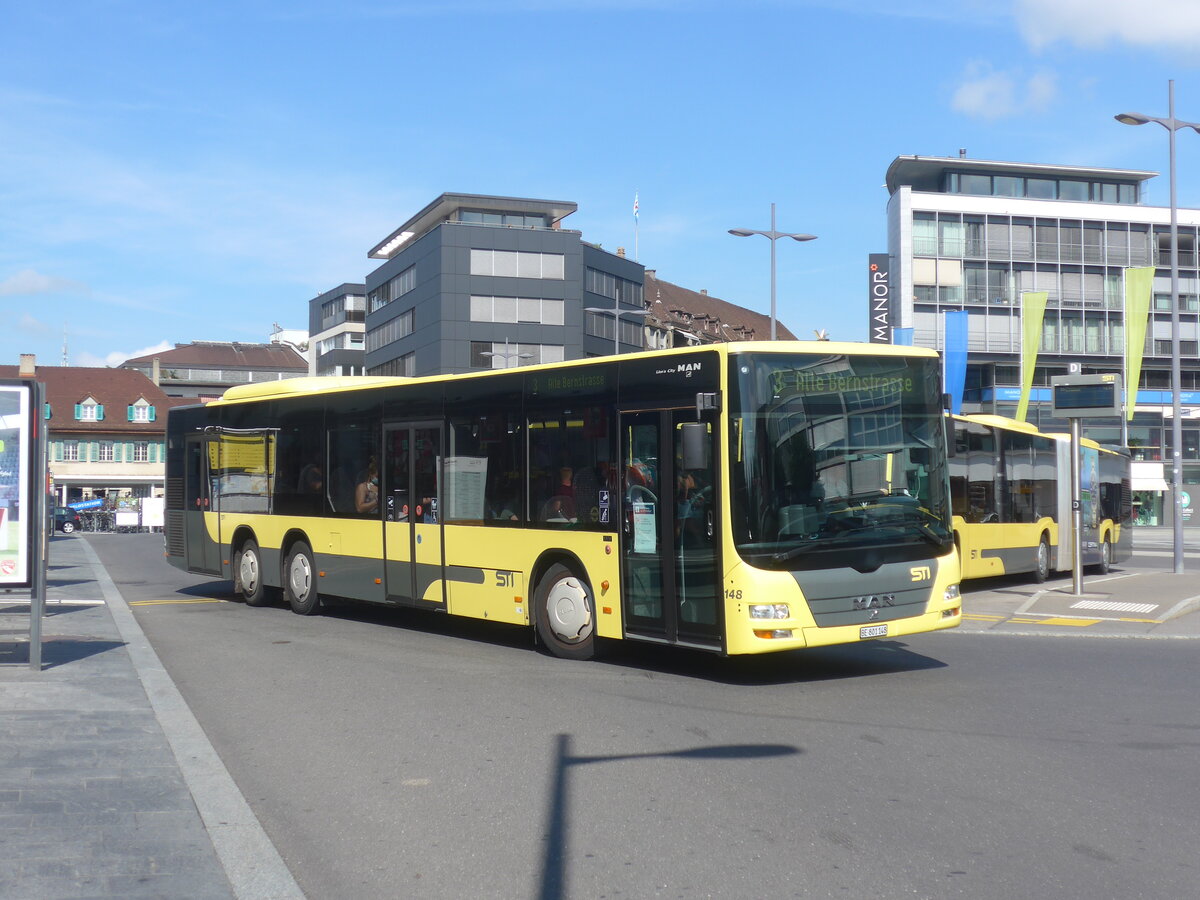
[943,310,968,415]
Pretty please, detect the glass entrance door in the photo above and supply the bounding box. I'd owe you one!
[383,422,445,608]
[620,409,721,648]
[184,435,221,574]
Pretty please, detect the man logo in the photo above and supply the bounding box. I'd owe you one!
[910,566,931,582]
[852,594,895,611]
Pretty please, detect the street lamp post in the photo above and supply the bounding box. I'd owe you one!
[728,203,817,341]
[479,338,533,369]
[584,305,649,355]
[1116,79,1200,575]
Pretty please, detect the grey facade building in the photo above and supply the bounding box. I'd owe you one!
[364,193,646,376]
[884,154,1200,525]
[308,283,366,376]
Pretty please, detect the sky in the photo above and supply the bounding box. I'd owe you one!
[3,0,1200,368]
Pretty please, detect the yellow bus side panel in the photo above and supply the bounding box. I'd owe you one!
[954,517,1057,579]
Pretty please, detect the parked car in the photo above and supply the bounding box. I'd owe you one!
[54,506,82,534]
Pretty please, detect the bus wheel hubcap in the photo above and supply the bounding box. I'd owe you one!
[547,577,591,642]
[240,552,258,591]
[290,556,311,599]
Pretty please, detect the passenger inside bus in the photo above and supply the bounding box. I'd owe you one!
[355,458,379,515]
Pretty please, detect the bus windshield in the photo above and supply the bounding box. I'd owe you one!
[729,352,953,570]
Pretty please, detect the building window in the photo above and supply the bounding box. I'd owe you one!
[470,342,564,369]
[128,400,155,422]
[76,398,103,421]
[585,312,643,347]
[62,441,80,461]
[469,296,565,325]
[585,268,644,305]
[98,441,115,462]
[368,265,416,312]
[368,353,415,377]
[456,209,548,228]
[366,308,415,353]
[133,442,149,462]
[469,249,565,279]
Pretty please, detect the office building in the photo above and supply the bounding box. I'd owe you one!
[883,154,1200,525]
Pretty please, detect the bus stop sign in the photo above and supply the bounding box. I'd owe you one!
[1051,373,1122,419]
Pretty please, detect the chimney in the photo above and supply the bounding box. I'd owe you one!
[700,289,708,295]
[645,269,656,278]
[19,354,35,378]
[959,148,967,158]
[617,247,626,258]
[152,358,161,386]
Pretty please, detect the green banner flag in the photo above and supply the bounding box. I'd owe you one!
[1015,291,1048,423]
[1124,266,1154,421]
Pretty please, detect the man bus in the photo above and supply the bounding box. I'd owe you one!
[165,342,961,659]
[948,414,1132,582]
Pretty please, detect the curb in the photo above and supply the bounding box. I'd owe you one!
[78,537,306,900]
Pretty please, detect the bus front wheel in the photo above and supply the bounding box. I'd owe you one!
[284,541,321,616]
[1095,538,1112,575]
[534,562,595,660]
[1033,536,1051,584]
[236,539,269,606]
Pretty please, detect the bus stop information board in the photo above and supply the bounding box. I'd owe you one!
[0,382,35,588]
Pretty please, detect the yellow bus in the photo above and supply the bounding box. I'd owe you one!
[948,414,1132,582]
[165,342,961,658]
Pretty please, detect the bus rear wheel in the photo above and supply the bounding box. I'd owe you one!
[236,539,269,606]
[284,541,321,615]
[534,562,595,660]
[1033,536,1051,584]
[1095,538,1112,575]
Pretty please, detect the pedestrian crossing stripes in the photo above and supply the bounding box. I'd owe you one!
[1070,600,1159,614]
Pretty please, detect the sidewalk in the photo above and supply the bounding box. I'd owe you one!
[0,536,302,900]
[959,564,1200,638]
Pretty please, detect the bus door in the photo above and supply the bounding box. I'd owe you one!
[184,434,222,575]
[383,422,446,609]
[619,408,722,650]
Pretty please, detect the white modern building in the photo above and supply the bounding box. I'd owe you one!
[883,154,1200,525]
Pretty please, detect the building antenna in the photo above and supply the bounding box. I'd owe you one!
[62,322,69,366]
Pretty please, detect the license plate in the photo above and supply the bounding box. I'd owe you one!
[860,624,888,639]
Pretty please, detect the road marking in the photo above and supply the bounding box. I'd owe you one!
[963,613,1006,621]
[1070,600,1159,614]
[1003,616,1101,627]
[1036,617,1103,627]
[128,598,229,606]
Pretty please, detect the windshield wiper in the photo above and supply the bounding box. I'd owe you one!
[769,524,879,563]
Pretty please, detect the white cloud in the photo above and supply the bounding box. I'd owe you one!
[17,314,52,336]
[951,63,1057,120]
[1015,0,1200,51]
[0,268,84,297]
[100,340,174,368]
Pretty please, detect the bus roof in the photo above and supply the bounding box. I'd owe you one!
[209,340,940,406]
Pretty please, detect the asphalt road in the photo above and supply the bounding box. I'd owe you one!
[91,533,1199,900]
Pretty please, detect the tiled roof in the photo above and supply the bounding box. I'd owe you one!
[123,341,307,370]
[0,364,177,435]
[644,272,797,342]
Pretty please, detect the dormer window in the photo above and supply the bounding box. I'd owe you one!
[76,398,104,421]
[128,399,156,422]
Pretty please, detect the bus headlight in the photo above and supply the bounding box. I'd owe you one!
[944,584,961,602]
[750,604,790,620]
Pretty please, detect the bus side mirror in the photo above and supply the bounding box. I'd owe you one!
[681,422,709,471]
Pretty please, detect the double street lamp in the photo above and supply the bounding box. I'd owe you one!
[1116,79,1200,574]
[479,338,533,369]
[584,305,650,355]
[728,203,817,341]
